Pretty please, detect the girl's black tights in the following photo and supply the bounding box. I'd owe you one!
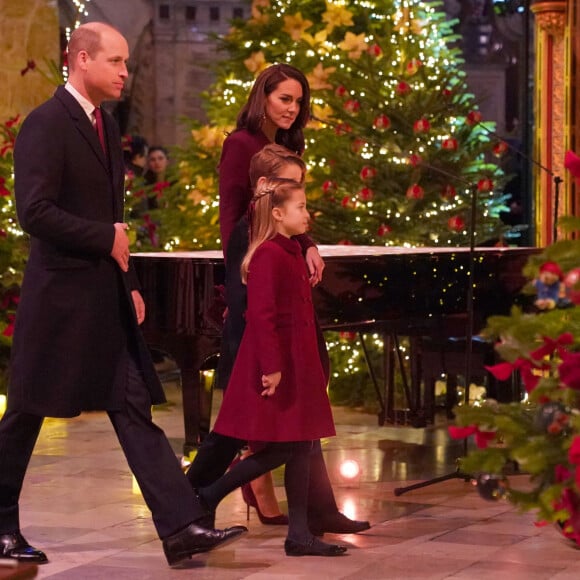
[199,440,314,542]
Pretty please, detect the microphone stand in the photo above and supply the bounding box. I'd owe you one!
[394,165,477,496]
[475,122,562,242]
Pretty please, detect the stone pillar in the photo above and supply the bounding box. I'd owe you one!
[530,0,568,245]
[0,0,59,121]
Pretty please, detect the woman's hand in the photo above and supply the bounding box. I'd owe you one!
[305,246,325,287]
[261,371,281,397]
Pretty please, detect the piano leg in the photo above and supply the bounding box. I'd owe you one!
[162,335,221,455]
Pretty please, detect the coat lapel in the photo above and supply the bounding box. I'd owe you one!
[54,86,110,173]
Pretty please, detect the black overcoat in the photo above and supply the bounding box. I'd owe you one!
[8,86,164,417]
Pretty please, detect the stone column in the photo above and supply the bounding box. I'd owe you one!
[530,0,568,245]
[0,0,59,121]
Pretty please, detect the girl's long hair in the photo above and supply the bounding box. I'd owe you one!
[249,143,306,189]
[241,177,304,283]
[235,64,311,154]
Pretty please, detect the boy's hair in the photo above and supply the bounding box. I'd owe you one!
[241,177,304,282]
[249,144,306,189]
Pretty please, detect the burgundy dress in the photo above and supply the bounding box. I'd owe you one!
[213,234,335,442]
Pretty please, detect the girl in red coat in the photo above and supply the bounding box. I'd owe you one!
[198,177,347,557]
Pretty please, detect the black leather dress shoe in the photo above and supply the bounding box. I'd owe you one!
[0,531,48,564]
[309,512,371,536]
[163,523,247,567]
[284,538,347,557]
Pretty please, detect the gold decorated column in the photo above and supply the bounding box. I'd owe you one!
[530,0,568,246]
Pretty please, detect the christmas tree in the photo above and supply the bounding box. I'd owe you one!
[0,116,27,395]
[130,0,509,252]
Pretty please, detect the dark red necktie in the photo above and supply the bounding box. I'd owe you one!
[93,107,106,154]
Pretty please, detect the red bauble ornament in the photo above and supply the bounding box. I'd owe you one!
[358,187,374,201]
[406,58,421,76]
[442,138,458,151]
[377,223,392,236]
[335,85,348,98]
[406,184,424,199]
[322,180,337,193]
[493,141,508,157]
[344,99,360,114]
[351,137,366,154]
[341,195,352,207]
[339,331,357,341]
[359,166,377,181]
[408,154,422,167]
[373,114,391,131]
[367,43,382,58]
[477,178,494,192]
[442,88,453,98]
[396,81,411,95]
[334,123,352,135]
[337,239,353,245]
[466,111,483,126]
[448,215,465,231]
[441,184,457,200]
[564,268,580,304]
[413,118,430,133]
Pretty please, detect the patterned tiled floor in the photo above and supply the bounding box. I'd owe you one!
[3,382,580,579]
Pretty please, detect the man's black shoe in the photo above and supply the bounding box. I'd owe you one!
[0,531,48,564]
[163,523,247,567]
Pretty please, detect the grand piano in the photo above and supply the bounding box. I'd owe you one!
[133,245,539,453]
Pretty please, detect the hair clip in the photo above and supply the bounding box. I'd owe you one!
[251,189,275,202]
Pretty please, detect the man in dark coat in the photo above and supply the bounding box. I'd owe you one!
[0,22,245,568]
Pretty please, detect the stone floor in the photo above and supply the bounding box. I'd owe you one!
[3,381,580,579]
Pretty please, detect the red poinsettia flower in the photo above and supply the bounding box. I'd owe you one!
[0,177,11,196]
[152,181,170,197]
[559,351,580,390]
[448,425,496,449]
[2,313,15,337]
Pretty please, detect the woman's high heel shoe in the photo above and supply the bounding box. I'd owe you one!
[241,482,288,525]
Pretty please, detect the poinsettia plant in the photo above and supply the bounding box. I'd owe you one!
[0,115,28,395]
[451,217,580,544]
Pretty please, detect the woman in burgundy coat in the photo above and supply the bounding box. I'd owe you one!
[187,65,370,536]
[200,178,347,556]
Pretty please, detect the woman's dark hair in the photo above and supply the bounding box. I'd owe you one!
[236,64,310,155]
[148,145,169,158]
[123,134,148,166]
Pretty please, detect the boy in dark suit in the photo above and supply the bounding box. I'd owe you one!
[0,22,245,568]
